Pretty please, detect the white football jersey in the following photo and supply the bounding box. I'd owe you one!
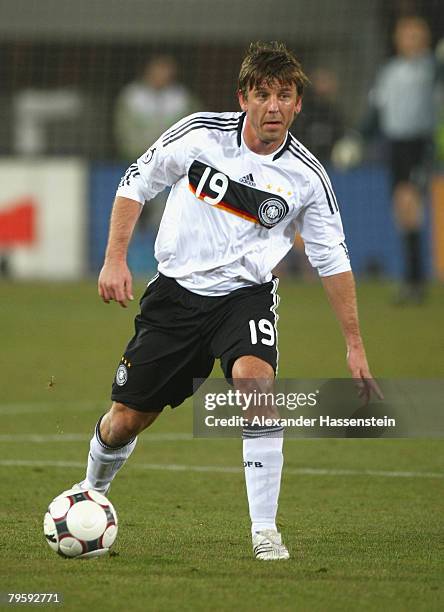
[116,111,351,296]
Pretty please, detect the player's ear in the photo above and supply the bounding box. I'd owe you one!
[295,96,303,114]
[238,89,248,111]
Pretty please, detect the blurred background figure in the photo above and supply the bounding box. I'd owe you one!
[113,55,200,274]
[114,55,199,161]
[333,16,443,304]
[294,67,345,163]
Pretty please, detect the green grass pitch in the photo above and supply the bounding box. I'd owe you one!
[0,280,443,611]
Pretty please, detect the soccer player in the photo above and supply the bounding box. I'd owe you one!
[75,42,382,560]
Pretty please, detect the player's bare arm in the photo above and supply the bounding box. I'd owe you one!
[98,196,142,308]
[321,271,383,404]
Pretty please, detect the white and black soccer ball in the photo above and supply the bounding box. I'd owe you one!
[43,488,118,558]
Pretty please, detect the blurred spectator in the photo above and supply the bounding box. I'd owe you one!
[435,38,444,165]
[293,67,344,163]
[333,16,444,304]
[114,55,199,161]
[114,56,200,272]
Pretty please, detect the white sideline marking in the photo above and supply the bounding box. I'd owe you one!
[0,401,102,415]
[0,459,442,479]
[0,433,193,442]
[0,434,88,442]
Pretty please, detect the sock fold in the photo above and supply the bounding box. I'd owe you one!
[81,416,137,492]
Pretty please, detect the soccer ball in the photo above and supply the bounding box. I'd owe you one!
[43,488,118,558]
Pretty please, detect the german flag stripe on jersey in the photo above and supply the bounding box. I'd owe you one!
[188,160,289,229]
[188,183,258,223]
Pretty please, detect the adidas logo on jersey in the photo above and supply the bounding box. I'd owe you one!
[239,173,256,187]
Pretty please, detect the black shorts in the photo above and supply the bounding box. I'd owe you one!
[111,273,279,412]
[389,138,432,191]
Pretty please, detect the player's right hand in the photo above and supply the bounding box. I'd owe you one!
[98,260,134,308]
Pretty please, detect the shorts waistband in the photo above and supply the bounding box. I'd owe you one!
[157,272,277,302]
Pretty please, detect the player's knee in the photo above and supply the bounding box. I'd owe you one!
[232,355,275,405]
[232,357,276,420]
[101,402,159,446]
[232,355,274,386]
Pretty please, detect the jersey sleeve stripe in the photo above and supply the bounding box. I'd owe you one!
[163,123,238,147]
[162,116,239,144]
[340,241,350,260]
[118,163,140,188]
[288,144,337,214]
[289,136,339,211]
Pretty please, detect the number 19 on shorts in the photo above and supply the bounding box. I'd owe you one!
[249,319,275,346]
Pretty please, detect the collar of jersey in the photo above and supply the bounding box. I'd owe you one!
[237,112,291,161]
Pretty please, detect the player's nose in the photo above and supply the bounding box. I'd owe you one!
[266,94,279,112]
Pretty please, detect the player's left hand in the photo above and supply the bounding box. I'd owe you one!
[346,344,384,406]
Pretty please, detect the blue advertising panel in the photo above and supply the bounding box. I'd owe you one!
[331,166,431,279]
[89,163,158,277]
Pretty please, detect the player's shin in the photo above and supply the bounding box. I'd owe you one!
[242,426,284,534]
[80,416,137,493]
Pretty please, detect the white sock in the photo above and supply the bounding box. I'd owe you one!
[80,416,137,493]
[243,425,284,535]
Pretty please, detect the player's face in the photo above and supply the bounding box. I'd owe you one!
[239,81,302,154]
